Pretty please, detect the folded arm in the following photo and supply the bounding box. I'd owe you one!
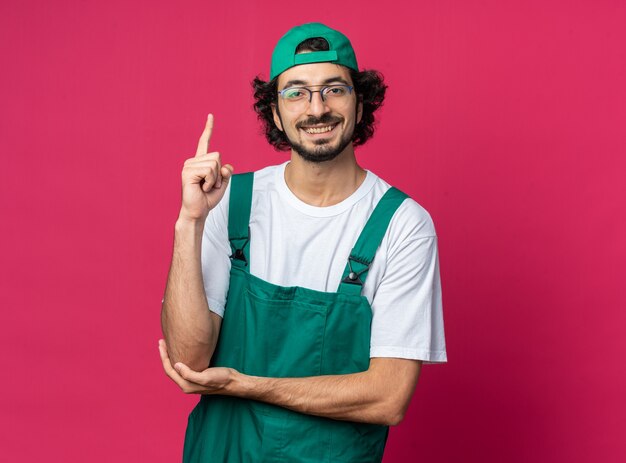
[159,340,421,426]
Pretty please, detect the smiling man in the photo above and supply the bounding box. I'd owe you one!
[160,23,447,462]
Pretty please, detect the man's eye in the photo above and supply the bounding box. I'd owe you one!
[284,89,306,99]
[326,86,347,96]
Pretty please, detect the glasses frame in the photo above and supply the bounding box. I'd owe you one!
[277,84,354,105]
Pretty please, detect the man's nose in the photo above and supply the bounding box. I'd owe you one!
[307,90,330,116]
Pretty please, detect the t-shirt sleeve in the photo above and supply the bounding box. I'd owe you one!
[369,200,447,363]
[200,184,232,317]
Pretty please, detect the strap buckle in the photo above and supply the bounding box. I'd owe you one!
[230,247,248,265]
[229,230,250,266]
[341,256,371,286]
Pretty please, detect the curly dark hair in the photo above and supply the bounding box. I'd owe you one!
[252,38,387,151]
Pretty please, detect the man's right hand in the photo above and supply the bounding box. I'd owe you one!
[179,114,234,222]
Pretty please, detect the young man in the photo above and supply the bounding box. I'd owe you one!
[160,23,447,462]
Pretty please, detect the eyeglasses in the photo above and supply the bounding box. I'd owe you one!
[278,84,354,111]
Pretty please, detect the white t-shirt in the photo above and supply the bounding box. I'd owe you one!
[201,162,447,363]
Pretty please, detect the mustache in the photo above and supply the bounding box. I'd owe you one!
[296,114,343,129]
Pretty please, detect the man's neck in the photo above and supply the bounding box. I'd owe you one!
[284,145,367,207]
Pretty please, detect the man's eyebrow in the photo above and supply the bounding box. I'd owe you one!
[321,76,351,85]
[281,76,351,88]
[279,79,304,88]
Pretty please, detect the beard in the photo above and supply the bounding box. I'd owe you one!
[288,114,354,164]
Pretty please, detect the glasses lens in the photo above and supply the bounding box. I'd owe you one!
[280,87,310,112]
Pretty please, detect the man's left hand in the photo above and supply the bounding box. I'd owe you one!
[159,339,236,394]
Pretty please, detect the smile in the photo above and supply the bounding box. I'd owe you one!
[301,123,338,134]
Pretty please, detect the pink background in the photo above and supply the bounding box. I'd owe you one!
[1,1,625,461]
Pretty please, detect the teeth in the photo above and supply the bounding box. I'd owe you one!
[304,125,335,134]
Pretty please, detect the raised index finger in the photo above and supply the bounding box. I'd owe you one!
[195,114,214,157]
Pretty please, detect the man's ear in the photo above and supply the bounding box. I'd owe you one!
[357,98,363,124]
[272,103,284,131]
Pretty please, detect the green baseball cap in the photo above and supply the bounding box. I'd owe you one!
[270,23,359,80]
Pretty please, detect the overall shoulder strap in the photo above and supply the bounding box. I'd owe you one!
[227,172,254,269]
[338,187,409,296]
